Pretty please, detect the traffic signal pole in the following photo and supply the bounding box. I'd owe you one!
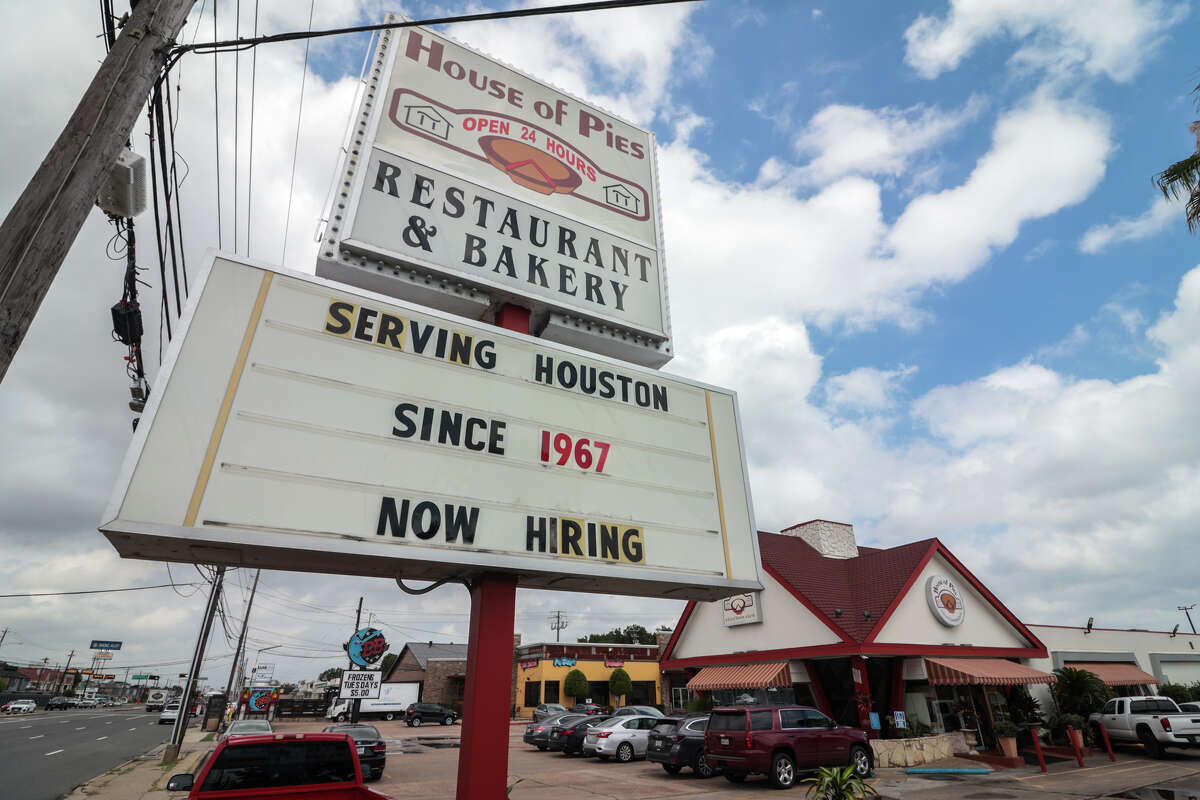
[0,0,197,383]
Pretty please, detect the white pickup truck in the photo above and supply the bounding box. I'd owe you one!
[1089,695,1200,757]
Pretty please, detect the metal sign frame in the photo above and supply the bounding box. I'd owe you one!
[316,18,673,368]
[99,252,761,602]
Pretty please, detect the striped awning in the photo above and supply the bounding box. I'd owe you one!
[687,662,791,692]
[1067,662,1158,687]
[925,657,1057,687]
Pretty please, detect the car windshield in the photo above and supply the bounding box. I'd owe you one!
[1131,699,1180,713]
[652,721,680,733]
[708,711,745,731]
[229,721,272,734]
[329,726,381,741]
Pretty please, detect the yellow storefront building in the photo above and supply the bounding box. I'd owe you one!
[514,642,662,716]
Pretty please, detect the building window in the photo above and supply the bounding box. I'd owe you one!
[671,687,690,710]
[524,681,540,707]
[630,681,656,706]
[544,681,560,704]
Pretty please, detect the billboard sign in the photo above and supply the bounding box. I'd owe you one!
[100,254,760,601]
[94,651,114,660]
[317,20,672,367]
[90,640,122,650]
[340,670,383,700]
[346,628,389,667]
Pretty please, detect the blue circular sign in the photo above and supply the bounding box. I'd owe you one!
[347,627,389,667]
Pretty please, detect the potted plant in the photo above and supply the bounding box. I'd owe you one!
[801,765,878,799]
[993,720,1020,758]
[1063,714,1086,751]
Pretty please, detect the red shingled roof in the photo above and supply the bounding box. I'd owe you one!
[759,532,937,643]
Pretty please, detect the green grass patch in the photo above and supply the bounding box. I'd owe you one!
[201,733,215,742]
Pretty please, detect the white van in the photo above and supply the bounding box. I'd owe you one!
[327,682,419,722]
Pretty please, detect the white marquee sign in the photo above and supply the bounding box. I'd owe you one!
[101,255,760,601]
[316,20,671,367]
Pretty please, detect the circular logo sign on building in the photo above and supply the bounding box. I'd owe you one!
[346,627,389,667]
[925,575,965,627]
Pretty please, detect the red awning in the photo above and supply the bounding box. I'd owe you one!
[925,657,1057,687]
[1066,662,1158,687]
[687,662,791,692]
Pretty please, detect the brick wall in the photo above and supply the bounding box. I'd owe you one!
[423,659,466,706]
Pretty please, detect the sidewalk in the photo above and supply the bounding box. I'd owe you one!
[66,727,212,800]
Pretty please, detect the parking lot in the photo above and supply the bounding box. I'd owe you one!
[261,718,1200,799]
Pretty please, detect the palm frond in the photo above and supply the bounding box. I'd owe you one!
[1154,152,1200,233]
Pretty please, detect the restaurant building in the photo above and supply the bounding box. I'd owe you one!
[513,641,662,716]
[660,520,1059,750]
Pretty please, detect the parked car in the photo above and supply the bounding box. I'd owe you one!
[46,696,72,710]
[78,697,99,708]
[647,715,717,778]
[532,703,568,722]
[583,714,661,762]
[4,699,37,714]
[323,723,387,781]
[159,701,181,725]
[557,716,613,755]
[404,702,458,727]
[613,705,664,717]
[571,703,604,715]
[220,719,273,741]
[166,732,390,799]
[1089,696,1200,758]
[523,713,573,750]
[544,714,591,751]
[704,706,872,789]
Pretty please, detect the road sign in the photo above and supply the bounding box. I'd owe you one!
[132,674,148,680]
[95,651,113,659]
[317,19,671,368]
[99,255,761,601]
[339,670,382,700]
[90,640,122,650]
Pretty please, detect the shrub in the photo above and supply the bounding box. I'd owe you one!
[563,669,589,704]
[1157,683,1192,705]
[992,720,1020,738]
[1044,711,1086,745]
[800,765,878,799]
[685,693,712,713]
[1006,686,1043,725]
[1052,667,1112,716]
[608,668,632,706]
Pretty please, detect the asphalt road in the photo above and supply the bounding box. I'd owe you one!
[0,707,172,800]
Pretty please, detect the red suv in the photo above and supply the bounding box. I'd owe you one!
[704,706,872,789]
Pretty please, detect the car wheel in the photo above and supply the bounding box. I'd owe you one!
[444,716,454,725]
[336,713,347,723]
[411,717,422,727]
[694,752,715,779]
[662,764,681,775]
[384,712,394,721]
[770,751,797,789]
[849,744,871,778]
[723,772,746,783]
[1140,728,1164,759]
[616,743,634,763]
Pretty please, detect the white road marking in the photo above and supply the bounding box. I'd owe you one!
[75,726,86,730]
[96,736,108,741]
[106,721,113,725]
[129,727,137,731]
[44,749,64,756]
[20,725,31,729]
[29,734,44,740]
[59,720,70,724]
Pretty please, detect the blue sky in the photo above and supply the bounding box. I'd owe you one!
[2,0,1200,680]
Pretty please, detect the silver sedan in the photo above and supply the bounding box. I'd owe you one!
[583,715,661,763]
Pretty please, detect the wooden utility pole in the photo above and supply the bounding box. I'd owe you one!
[0,0,196,382]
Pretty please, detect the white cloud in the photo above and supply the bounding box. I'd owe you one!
[1079,195,1179,253]
[825,365,917,412]
[793,96,984,184]
[904,0,1187,82]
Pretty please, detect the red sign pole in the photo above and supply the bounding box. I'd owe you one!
[1098,721,1116,761]
[456,305,528,800]
[1029,726,1047,773]
[1066,725,1085,767]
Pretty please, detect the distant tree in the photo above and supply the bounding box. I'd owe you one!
[608,668,632,706]
[563,669,589,703]
[1158,683,1192,705]
[1154,83,1200,232]
[319,667,344,682]
[576,625,656,645]
[380,653,398,676]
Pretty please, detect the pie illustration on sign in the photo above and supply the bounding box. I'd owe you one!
[478,136,582,196]
[939,592,957,614]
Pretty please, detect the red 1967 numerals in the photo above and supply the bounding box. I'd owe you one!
[540,431,610,473]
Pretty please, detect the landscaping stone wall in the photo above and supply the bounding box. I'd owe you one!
[869,733,957,767]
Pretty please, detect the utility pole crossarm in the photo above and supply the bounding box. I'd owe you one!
[0,0,196,383]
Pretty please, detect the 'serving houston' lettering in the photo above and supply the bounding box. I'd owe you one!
[324,298,497,368]
[533,354,668,412]
[372,159,654,316]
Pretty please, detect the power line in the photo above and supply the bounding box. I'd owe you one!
[280,0,316,266]
[0,582,203,599]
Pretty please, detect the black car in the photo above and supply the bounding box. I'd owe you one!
[405,702,458,727]
[545,714,591,751]
[523,713,574,750]
[558,715,614,755]
[532,703,568,722]
[571,703,604,715]
[46,696,72,710]
[647,715,716,778]
[322,723,387,780]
